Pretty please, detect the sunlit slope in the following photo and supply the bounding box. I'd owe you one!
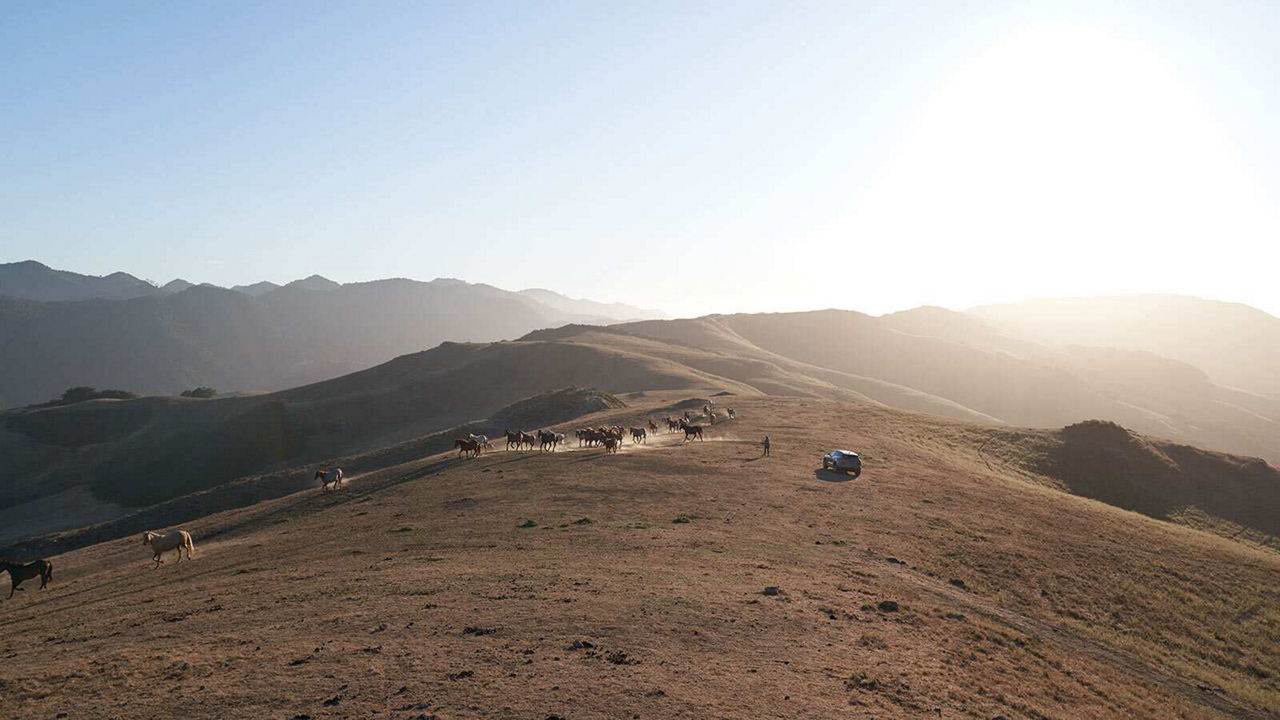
[2,396,1274,719]
[697,309,1280,463]
[577,318,1006,422]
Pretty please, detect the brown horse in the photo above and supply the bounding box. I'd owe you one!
[602,437,619,453]
[630,427,647,444]
[683,424,704,441]
[0,560,52,599]
[455,438,480,458]
[647,419,659,432]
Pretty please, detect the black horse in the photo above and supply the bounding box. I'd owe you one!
[1,559,53,599]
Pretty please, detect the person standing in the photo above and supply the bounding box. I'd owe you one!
[762,435,771,457]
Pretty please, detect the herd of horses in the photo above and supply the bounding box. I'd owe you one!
[461,411,725,457]
[0,404,739,596]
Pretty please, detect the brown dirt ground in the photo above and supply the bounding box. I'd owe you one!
[1,394,1276,719]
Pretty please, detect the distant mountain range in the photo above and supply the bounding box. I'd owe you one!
[0,260,666,407]
[0,261,665,318]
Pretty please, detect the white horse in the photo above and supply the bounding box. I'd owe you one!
[469,434,493,453]
[315,468,344,491]
[142,530,195,568]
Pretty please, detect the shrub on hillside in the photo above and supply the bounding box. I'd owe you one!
[181,387,218,398]
[54,386,138,405]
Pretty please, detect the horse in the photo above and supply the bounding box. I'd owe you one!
[538,430,559,452]
[667,418,681,433]
[315,467,344,491]
[519,431,538,451]
[553,432,566,449]
[630,427,647,444]
[142,530,195,568]
[468,434,492,453]
[727,408,736,420]
[602,437,619,454]
[647,419,659,432]
[683,424,704,441]
[455,438,480,458]
[504,430,522,450]
[0,560,52,599]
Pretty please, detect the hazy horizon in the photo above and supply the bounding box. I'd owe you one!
[9,257,1280,322]
[6,1,1280,317]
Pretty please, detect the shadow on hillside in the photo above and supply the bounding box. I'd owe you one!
[814,469,858,484]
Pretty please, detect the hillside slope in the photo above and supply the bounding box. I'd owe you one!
[691,309,1280,464]
[1,396,1274,719]
[970,294,1280,396]
[0,339,750,538]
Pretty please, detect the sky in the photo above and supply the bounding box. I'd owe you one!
[3,1,1279,317]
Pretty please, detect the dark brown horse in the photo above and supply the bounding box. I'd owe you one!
[683,424,704,441]
[455,438,480,458]
[1,560,52,599]
[504,429,523,450]
[647,419,659,432]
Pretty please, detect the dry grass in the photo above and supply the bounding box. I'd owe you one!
[0,394,1275,718]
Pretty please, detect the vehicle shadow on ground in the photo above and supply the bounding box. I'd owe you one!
[814,469,858,483]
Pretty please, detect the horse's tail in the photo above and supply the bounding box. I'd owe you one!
[185,532,195,557]
[45,561,52,583]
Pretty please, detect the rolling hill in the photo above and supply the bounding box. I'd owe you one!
[6,302,1280,543]
[1,394,1275,719]
[606,310,1280,465]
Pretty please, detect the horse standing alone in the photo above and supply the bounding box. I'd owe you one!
[0,560,52,599]
[315,467,344,491]
[142,530,195,568]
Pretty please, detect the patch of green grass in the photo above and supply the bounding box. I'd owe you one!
[518,519,538,529]
[625,522,651,530]
[388,526,414,533]
[672,515,691,524]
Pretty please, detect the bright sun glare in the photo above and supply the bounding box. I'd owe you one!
[807,25,1278,313]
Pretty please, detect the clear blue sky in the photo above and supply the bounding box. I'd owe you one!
[4,1,1279,316]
